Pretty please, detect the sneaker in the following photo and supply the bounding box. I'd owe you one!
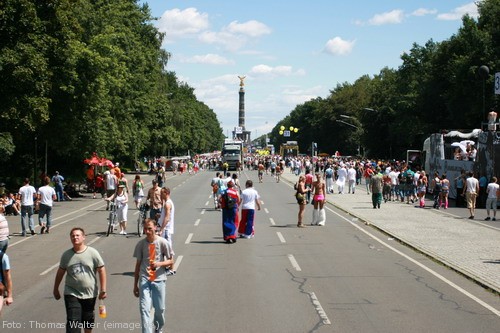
[119,230,124,235]
[40,226,46,234]
[123,231,127,235]
[30,230,35,236]
[485,217,491,221]
[493,218,496,221]
[468,216,474,219]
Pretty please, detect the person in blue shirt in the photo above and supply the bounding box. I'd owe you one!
[0,250,13,315]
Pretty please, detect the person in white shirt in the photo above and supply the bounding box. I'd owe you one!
[18,178,36,236]
[336,164,347,194]
[463,171,479,219]
[485,177,499,221]
[347,164,357,194]
[238,180,261,238]
[37,176,57,234]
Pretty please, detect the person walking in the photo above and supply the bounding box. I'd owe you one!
[18,178,37,236]
[463,171,479,219]
[485,177,499,221]
[324,164,334,194]
[238,180,261,238]
[147,180,162,221]
[210,172,222,210]
[370,167,384,209]
[53,227,107,333]
[133,175,145,209]
[220,181,240,243]
[158,188,175,254]
[52,171,65,202]
[347,163,357,194]
[106,185,129,235]
[336,163,347,194]
[0,249,13,315]
[0,203,9,252]
[133,219,174,333]
[37,176,57,234]
[104,170,117,210]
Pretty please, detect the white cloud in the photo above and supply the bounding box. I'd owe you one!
[437,2,479,21]
[181,54,234,65]
[249,65,305,77]
[226,20,272,37]
[411,8,438,16]
[157,8,209,42]
[198,31,247,52]
[323,37,355,56]
[368,9,405,25]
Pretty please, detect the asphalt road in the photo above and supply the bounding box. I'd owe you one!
[2,170,499,333]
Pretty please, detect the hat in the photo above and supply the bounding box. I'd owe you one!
[104,171,110,175]
[115,162,120,166]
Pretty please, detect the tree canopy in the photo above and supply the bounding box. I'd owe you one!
[0,0,224,183]
[269,0,499,160]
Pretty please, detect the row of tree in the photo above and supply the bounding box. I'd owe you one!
[0,0,224,184]
[267,0,500,160]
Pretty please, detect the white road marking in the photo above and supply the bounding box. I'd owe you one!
[326,206,500,317]
[269,218,276,226]
[205,201,209,206]
[264,208,269,214]
[287,254,301,271]
[277,232,286,243]
[194,219,201,226]
[185,233,194,244]
[173,255,183,271]
[201,209,206,215]
[309,292,331,325]
[40,263,60,276]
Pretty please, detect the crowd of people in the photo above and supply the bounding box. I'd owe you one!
[0,150,498,332]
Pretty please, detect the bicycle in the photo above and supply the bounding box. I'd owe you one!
[107,201,117,237]
[137,202,150,236]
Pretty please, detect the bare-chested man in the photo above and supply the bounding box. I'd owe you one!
[311,173,326,226]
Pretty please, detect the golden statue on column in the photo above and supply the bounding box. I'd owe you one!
[238,75,246,87]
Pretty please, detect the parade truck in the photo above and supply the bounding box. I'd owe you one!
[222,139,243,170]
[280,141,299,157]
[419,120,499,200]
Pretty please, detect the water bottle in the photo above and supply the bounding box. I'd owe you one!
[99,303,107,319]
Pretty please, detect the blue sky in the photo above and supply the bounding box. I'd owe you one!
[141,0,479,138]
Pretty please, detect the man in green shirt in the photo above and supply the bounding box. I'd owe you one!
[53,227,107,333]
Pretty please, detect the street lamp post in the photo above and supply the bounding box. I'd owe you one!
[336,116,361,156]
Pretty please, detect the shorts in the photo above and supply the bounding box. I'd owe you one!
[313,194,325,201]
[466,192,477,208]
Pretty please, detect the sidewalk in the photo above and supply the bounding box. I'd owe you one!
[281,171,500,294]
